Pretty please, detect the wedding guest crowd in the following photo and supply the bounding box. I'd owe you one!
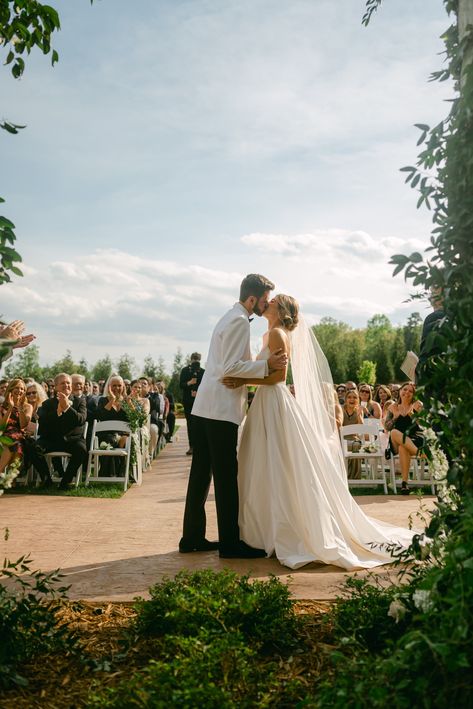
[0,368,177,489]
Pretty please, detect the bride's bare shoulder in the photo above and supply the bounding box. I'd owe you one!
[268,327,289,351]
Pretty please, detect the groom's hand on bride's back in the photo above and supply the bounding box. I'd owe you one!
[268,348,288,371]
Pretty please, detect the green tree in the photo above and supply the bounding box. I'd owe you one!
[116,353,136,381]
[356,360,377,386]
[92,355,113,382]
[312,318,351,383]
[167,348,185,404]
[344,329,366,383]
[0,0,62,284]
[4,343,43,380]
[77,357,90,378]
[143,355,168,382]
[403,312,423,353]
[49,350,79,375]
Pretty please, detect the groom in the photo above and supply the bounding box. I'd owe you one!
[179,274,288,558]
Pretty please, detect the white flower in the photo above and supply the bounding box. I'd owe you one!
[388,598,408,623]
[412,589,435,613]
[99,441,113,450]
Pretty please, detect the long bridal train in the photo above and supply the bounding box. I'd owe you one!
[238,320,418,571]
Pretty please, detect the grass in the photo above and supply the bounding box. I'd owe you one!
[6,483,126,498]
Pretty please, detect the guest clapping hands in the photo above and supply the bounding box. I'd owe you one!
[0,378,32,474]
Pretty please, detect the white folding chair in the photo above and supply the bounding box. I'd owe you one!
[340,422,388,494]
[44,421,88,488]
[387,453,436,495]
[85,420,132,491]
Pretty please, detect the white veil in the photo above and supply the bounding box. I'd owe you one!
[290,314,347,481]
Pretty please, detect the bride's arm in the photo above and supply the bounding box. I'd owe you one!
[222,329,288,388]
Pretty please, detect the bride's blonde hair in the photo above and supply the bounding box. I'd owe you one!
[276,294,299,332]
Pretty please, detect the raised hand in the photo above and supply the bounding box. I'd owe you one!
[12,333,35,349]
[57,391,71,414]
[268,348,288,371]
[0,320,25,342]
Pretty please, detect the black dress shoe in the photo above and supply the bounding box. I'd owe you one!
[219,541,266,559]
[178,538,219,553]
[186,448,193,456]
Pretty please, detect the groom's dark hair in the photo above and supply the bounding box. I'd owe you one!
[240,274,275,302]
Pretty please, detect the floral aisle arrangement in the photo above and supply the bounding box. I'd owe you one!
[0,425,20,496]
[120,398,148,468]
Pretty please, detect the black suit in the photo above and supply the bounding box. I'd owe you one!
[32,395,87,484]
[179,363,205,448]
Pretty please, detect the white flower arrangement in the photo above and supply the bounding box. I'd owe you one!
[99,441,114,450]
[361,442,380,454]
[388,597,408,623]
[0,457,21,496]
[423,427,458,509]
[412,588,435,614]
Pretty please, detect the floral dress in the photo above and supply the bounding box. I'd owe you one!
[0,406,25,458]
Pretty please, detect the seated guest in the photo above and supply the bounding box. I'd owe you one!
[96,374,129,475]
[24,380,47,430]
[139,377,159,457]
[385,382,424,495]
[71,373,86,400]
[389,383,400,402]
[91,381,100,396]
[46,379,55,399]
[32,373,87,488]
[161,383,176,442]
[84,379,92,396]
[335,384,346,405]
[0,378,32,475]
[22,381,47,474]
[0,378,8,405]
[129,379,151,468]
[375,385,394,421]
[345,380,357,392]
[358,383,382,420]
[341,388,364,479]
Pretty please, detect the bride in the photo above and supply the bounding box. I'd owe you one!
[222,294,418,570]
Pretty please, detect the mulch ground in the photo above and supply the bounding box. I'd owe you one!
[0,600,334,709]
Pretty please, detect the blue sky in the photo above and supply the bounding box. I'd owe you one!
[1,0,450,372]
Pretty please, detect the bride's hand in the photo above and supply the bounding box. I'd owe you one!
[222,377,244,389]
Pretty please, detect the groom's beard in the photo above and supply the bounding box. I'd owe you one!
[252,302,268,316]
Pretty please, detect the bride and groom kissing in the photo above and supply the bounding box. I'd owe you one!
[179,274,417,570]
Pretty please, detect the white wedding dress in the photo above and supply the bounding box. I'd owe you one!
[238,343,417,570]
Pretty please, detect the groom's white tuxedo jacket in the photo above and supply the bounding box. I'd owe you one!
[192,302,268,425]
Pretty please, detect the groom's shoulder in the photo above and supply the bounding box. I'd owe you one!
[218,304,247,327]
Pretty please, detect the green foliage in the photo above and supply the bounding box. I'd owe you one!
[92,570,304,708]
[134,569,298,651]
[91,354,113,382]
[166,347,185,404]
[0,0,61,79]
[314,495,473,708]
[0,1,62,285]
[116,352,136,380]
[387,3,473,494]
[0,552,76,688]
[4,482,125,497]
[4,343,42,380]
[142,354,168,382]
[313,314,421,385]
[356,359,376,386]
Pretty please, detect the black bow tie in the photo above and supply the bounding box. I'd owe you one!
[248,317,254,322]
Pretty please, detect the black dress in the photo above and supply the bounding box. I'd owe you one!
[96,397,129,476]
[391,413,424,450]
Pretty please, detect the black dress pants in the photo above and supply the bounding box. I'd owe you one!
[182,415,239,547]
[184,411,194,448]
[33,437,87,484]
